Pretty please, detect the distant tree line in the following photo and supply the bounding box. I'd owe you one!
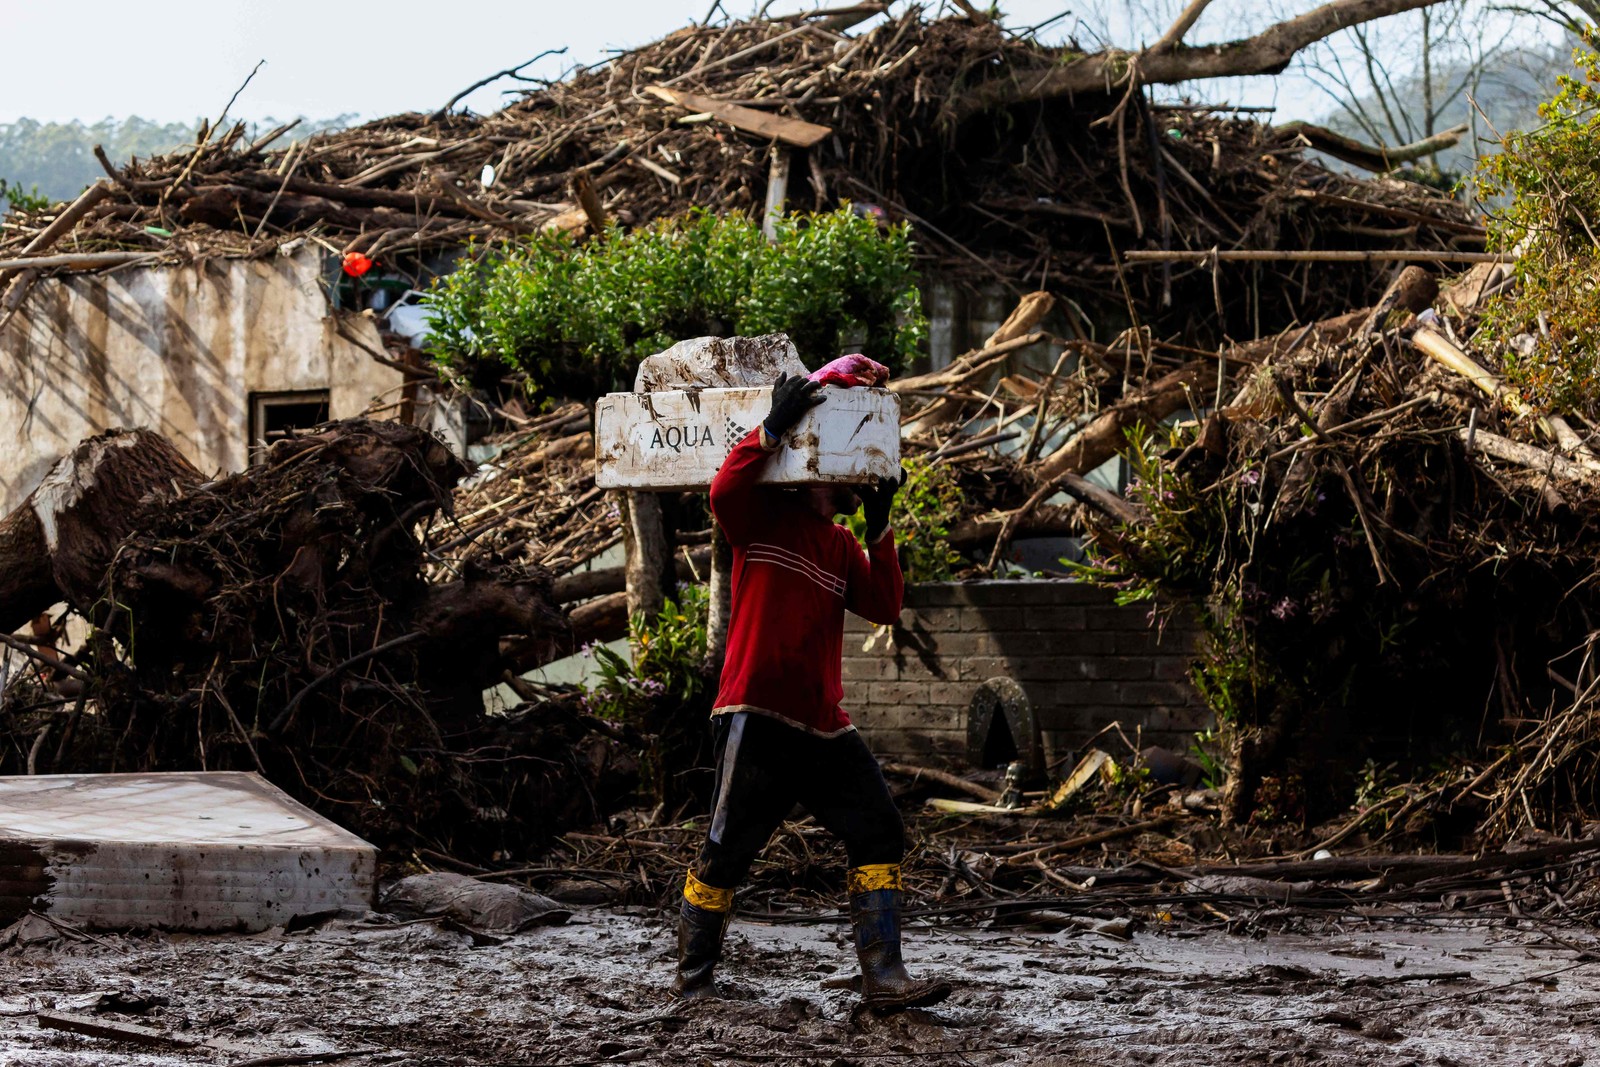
[0,115,355,209]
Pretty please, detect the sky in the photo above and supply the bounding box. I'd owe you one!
[0,1,1570,130]
[1,0,1302,128]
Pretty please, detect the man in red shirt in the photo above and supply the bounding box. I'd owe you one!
[671,373,951,1013]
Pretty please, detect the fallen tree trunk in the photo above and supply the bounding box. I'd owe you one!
[1035,366,1203,483]
[956,0,1448,119]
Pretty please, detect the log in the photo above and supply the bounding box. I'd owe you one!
[571,591,629,645]
[889,332,1046,396]
[0,182,113,284]
[1357,265,1438,335]
[1461,428,1600,488]
[903,295,1057,436]
[1412,328,1536,420]
[1121,250,1505,265]
[1276,121,1469,172]
[947,506,1078,550]
[882,761,1001,803]
[0,508,55,636]
[957,0,1450,118]
[0,250,156,274]
[646,87,833,149]
[702,524,734,677]
[0,429,202,633]
[621,492,669,621]
[1035,369,1202,484]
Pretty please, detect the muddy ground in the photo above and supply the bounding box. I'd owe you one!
[4,905,1599,1066]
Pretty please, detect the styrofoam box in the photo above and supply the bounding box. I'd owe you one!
[594,385,900,490]
[0,771,376,932]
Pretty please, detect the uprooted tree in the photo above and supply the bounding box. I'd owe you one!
[0,422,638,862]
[1067,39,1600,839]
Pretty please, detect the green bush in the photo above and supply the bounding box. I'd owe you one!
[842,457,965,582]
[1477,37,1600,415]
[424,207,925,397]
[582,586,709,725]
[582,586,712,810]
[0,178,48,214]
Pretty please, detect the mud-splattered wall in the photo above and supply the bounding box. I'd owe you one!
[0,250,402,515]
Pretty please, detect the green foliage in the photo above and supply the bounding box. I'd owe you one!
[0,178,48,214]
[582,586,709,724]
[1477,37,1600,415]
[424,207,926,397]
[841,457,965,581]
[1064,423,1392,733]
[1187,728,1224,791]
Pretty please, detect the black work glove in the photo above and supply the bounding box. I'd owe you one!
[860,467,907,542]
[764,371,825,441]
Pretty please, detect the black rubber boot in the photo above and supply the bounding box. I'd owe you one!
[850,888,952,1013]
[671,898,730,999]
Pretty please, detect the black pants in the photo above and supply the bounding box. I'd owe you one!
[692,711,905,889]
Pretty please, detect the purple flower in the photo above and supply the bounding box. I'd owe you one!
[1270,598,1298,621]
[1241,470,1260,487]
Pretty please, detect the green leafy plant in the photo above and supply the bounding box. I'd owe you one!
[1477,35,1600,415]
[1187,727,1225,791]
[0,178,48,214]
[582,585,709,724]
[842,457,965,581]
[582,586,712,810]
[424,207,925,397]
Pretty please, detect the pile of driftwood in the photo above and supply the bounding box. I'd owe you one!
[457,765,1600,934]
[0,6,1482,347]
[1030,250,1600,843]
[0,421,638,862]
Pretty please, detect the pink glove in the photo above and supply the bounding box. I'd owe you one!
[807,354,890,388]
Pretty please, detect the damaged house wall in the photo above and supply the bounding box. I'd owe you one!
[0,249,402,515]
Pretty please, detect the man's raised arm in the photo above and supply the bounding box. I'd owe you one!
[710,373,824,546]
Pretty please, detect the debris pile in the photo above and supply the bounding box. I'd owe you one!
[1056,256,1600,840]
[0,420,638,862]
[0,9,1481,347]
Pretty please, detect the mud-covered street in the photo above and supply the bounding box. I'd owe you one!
[5,906,1599,1066]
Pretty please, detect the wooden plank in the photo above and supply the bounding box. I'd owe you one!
[0,251,157,273]
[1122,250,1508,265]
[37,1011,203,1049]
[645,86,832,148]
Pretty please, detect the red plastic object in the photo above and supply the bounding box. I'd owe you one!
[808,353,890,388]
[342,252,374,277]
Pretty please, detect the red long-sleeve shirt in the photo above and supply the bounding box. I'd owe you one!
[709,428,903,736]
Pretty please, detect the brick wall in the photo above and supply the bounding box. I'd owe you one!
[841,581,1211,767]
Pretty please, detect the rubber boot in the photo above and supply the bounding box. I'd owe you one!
[850,888,952,1013]
[671,897,730,999]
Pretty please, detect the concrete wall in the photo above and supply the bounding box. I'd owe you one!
[0,250,402,515]
[843,581,1211,767]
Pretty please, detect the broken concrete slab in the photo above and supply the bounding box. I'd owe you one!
[0,771,375,932]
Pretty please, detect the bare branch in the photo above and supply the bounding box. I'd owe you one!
[431,48,568,122]
[1151,0,1219,52]
[1277,120,1470,169]
[957,0,1451,118]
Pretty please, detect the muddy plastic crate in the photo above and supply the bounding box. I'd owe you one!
[594,385,900,491]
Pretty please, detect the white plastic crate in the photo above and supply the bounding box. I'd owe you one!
[594,385,900,490]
